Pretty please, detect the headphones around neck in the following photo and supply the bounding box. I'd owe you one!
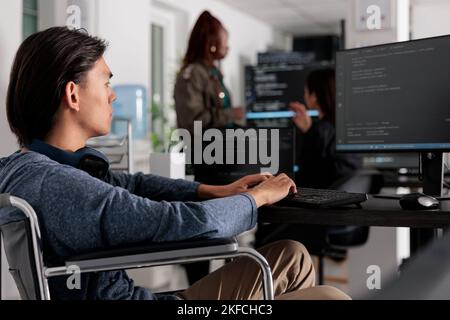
[26,139,110,179]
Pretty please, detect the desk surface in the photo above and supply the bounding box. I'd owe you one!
[259,196,450,228]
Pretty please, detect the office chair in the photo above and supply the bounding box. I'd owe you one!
[0,194,274,300]
[255,169,384,285]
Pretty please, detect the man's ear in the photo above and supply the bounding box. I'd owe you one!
[62,81,80,112]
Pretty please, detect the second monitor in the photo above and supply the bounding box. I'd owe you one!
[245,63,329,127]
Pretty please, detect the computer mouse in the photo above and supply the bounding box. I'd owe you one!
[399,193,439,210]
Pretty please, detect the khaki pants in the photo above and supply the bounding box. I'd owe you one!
[179,240,350,300]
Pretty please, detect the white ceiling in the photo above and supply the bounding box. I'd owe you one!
[216,0,348,36]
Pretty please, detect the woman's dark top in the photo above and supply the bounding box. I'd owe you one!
[295,119,361,189]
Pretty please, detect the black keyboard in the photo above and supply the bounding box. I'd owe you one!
[277,188,368,208]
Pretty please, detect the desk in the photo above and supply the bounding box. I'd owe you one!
[259,196,450,228]
[259,196,450,253]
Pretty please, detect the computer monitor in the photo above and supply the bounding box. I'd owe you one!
[244,63,328,127]
[336,35,450,196]
[193,127,296,185]
[336,35,450,152]
[257,51,316,66]
[362,153,419,171]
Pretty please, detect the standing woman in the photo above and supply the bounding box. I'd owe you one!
[174,10,245,284]
[174,10,244,136]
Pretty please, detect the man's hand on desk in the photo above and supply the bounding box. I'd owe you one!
[247,174,297,208]
[197,173,272,200]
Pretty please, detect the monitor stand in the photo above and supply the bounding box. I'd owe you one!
[421,152,444,197]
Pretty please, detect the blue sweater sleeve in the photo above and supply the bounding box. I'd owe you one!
[105,170,200,202]
[36,165,257,254]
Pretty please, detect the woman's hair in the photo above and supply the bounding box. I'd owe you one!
[306,68,336,125]
[7,26,108,147]
[182,10,225,68]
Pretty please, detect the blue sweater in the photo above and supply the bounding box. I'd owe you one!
[0,152,257,299]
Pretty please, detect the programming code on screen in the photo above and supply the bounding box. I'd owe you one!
[336,36,450,151]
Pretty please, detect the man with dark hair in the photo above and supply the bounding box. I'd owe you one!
[0,27,349,300]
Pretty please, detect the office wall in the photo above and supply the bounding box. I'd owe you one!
[38,0,69,29]
[96,0,150,92]
[411,0,450,39]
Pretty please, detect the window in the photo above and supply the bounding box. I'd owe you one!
[150,6,179,152]
[23,0,38,40]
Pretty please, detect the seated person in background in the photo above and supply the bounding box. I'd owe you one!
[255,69,361,253]
[0,27,350,300]
[291,68,361,189]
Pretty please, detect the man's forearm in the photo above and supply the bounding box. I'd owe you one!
[197,184,229,200]
[197,183,265,208]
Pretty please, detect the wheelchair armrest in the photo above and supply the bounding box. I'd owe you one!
[64,237,238,271]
